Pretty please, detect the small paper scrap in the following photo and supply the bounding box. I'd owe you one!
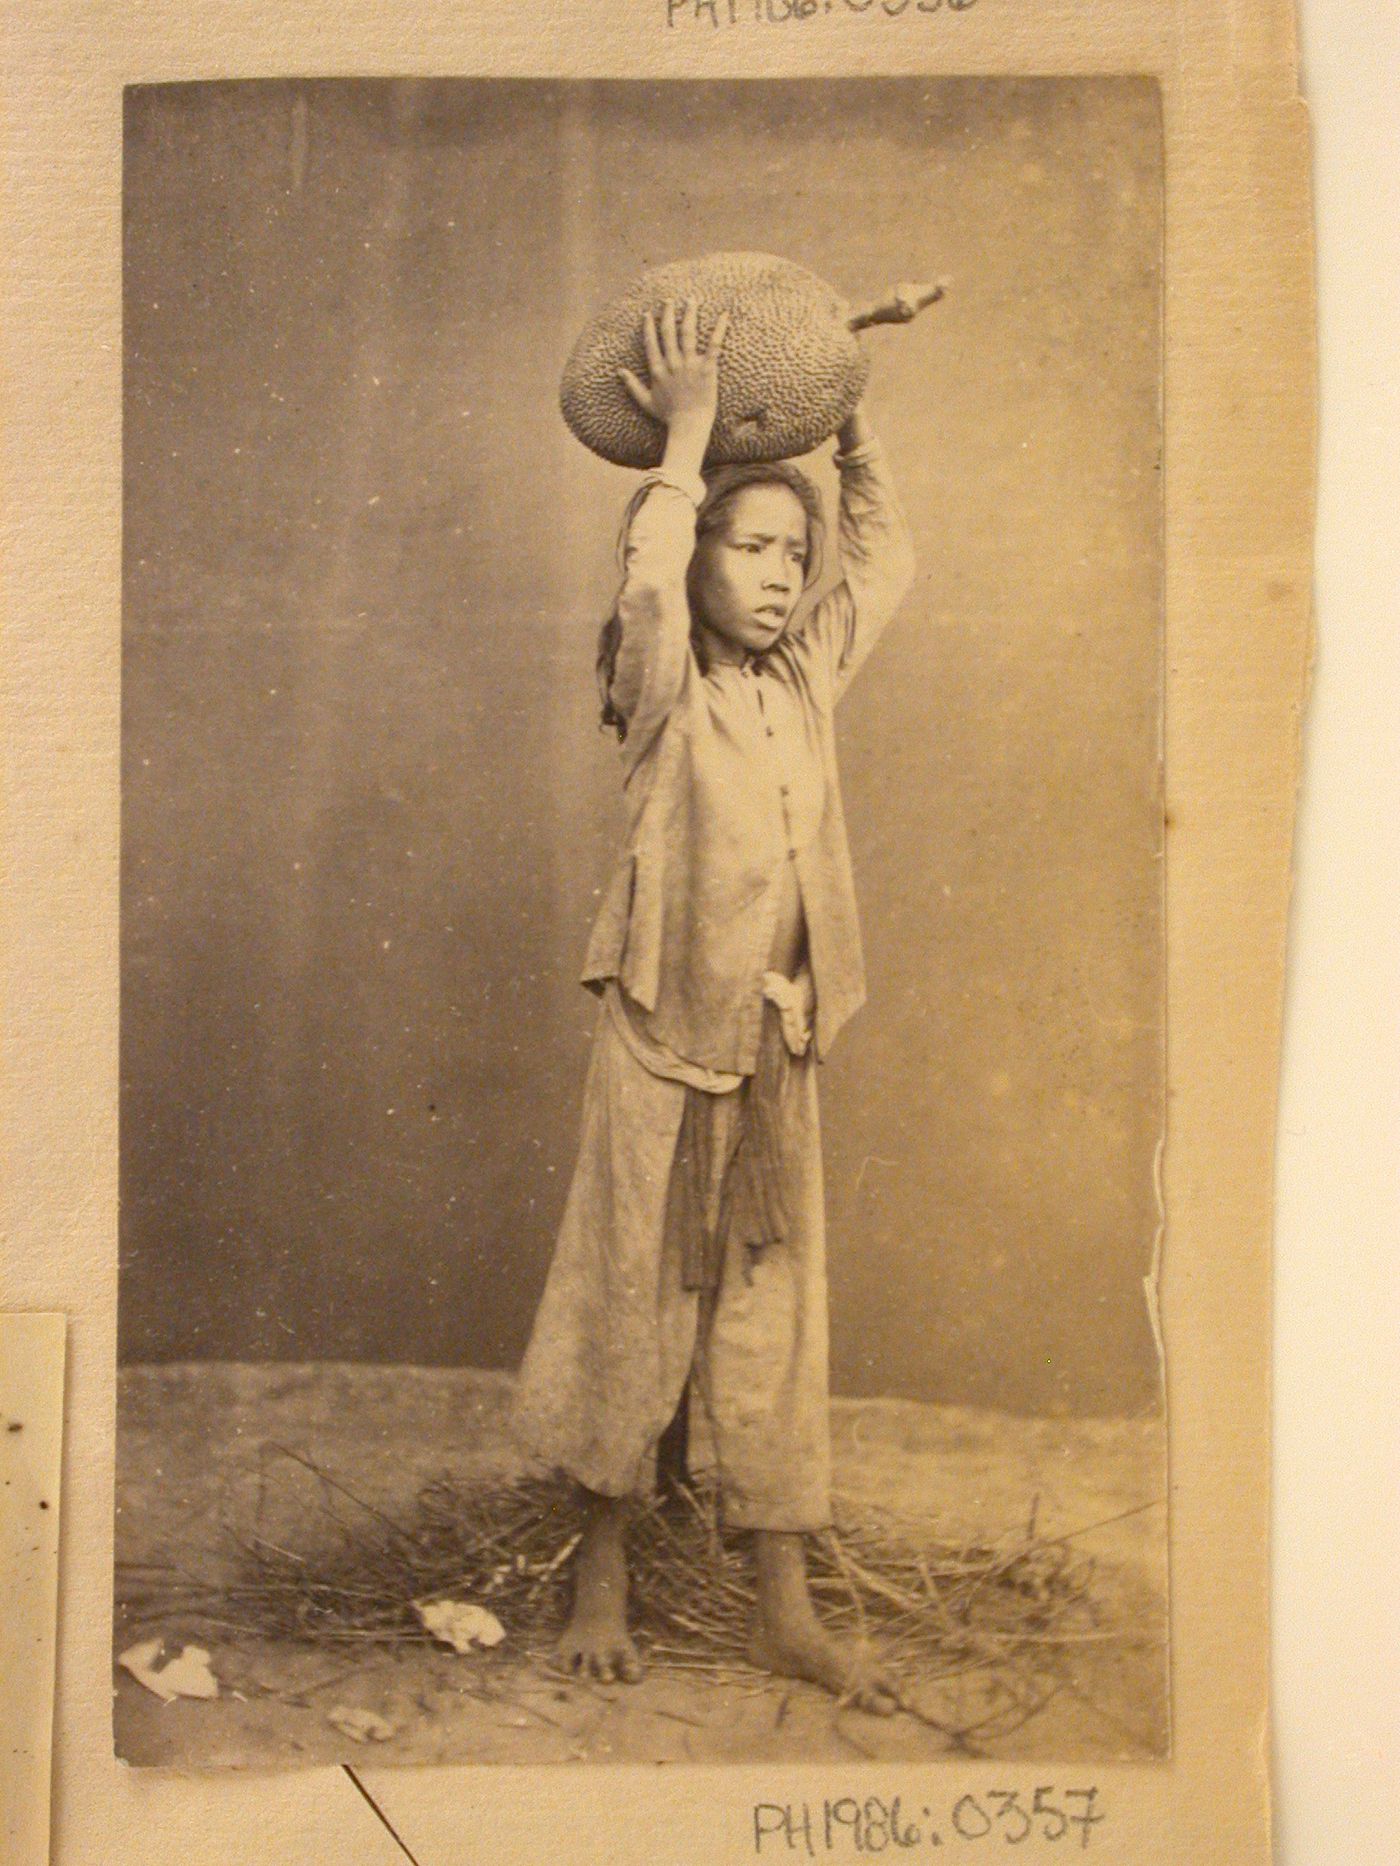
[414,1597,507,1654]
[327,1705,397,1743]
[117,1639,219,1703]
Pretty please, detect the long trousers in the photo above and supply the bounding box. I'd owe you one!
[510,1002,831,1531]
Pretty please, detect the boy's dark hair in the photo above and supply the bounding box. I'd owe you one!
[596,460,826,741]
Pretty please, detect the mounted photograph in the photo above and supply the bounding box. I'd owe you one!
[116,74,1167,1768]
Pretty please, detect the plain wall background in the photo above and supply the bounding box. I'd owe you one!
[120,76,1163,1413]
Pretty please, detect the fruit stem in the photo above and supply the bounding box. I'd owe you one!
[847,280,946,333]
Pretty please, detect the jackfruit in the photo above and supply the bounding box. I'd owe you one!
[560,251,941,469]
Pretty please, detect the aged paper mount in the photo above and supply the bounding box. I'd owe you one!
[3,1,1312,1862]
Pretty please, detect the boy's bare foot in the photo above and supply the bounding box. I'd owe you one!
[748,1619,901,1716]
[750,1529,900,1717]
[555,1488,643,1685]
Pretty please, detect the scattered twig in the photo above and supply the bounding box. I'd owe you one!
[120,1458,1151,1726]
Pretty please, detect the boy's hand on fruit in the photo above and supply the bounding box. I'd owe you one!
[618,298,730,435]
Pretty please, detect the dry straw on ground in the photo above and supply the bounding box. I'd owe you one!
[117,1443,1152,1746]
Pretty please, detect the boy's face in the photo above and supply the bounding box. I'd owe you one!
[691,484,809,663]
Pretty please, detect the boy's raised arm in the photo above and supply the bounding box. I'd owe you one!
[606,300,728,764]
[606,479,699,759]
[793,407,917,701]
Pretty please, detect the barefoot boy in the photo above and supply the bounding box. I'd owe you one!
[513,297,915,1711]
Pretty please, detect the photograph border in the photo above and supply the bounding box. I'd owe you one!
[2,2,1313,1861]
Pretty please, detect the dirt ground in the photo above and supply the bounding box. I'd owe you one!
[114,1363,1168,1769]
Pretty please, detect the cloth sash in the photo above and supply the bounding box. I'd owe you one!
[670,1006,793,1292]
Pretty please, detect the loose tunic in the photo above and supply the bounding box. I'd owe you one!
[511,438,915,1528]
[581,438,917,1071]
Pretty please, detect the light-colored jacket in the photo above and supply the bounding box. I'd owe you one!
[581,437,916,1073]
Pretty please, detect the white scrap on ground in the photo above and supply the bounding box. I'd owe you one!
[413,1597,507,1654]
[117,1639,219,1703]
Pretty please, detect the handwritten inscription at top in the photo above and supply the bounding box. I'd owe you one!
[667,0,979,26]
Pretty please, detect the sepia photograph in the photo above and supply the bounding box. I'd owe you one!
[115,74,1168,1770]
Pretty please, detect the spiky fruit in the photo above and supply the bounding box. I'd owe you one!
[560,251,871,468]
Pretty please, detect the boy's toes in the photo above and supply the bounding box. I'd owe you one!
[615,1645,643,1684]
[752,1619,900,1717]
[556,1623,643,1687]
[586,1642,642,1686]
[849,1670,901,1718]
[596,1636,643,1684]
